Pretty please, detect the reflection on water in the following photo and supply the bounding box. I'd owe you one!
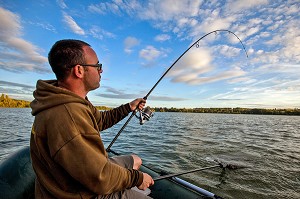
[0,109,299,199]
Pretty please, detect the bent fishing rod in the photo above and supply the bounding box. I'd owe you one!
[106,29,248,152]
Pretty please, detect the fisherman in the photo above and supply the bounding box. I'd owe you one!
[30,39,154,199]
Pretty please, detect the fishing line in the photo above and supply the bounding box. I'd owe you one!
[106,29,248,152]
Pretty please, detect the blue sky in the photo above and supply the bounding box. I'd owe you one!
[0,0,299,108]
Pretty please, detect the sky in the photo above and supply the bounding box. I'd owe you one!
[0,0,299,109]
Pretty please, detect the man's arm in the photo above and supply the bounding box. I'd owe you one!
[92,98,146,131]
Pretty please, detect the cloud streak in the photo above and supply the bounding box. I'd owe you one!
[0,7,49,73]
[97,86,186,101]
[0,80,35,100]
[62,12,85,35]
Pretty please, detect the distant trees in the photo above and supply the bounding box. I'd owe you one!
[0,94,30,108]
[1,93,299,115]
[95,106,111,111]
[153,107,300,116]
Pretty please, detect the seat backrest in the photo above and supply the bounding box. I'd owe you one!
[0,146,35,199]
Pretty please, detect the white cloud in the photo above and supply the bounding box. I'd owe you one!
[257,63,300,75]
[88,4,106,14]
[28,21,56,33]
[247,48,255,55]
[225,0,269,13]
[62,12,85,35]
[89,0,202,21]
[227,77,254,84]
[0,7,48,73]
[124,37,140,54]
[252,19,300,64]
[177,17,190,28]
[139,0,202,21]
[0,7,21,35]
[245,27,260,38]
[257,50,264,55]
[200,17,235,33]
[260,32,271,38]
[172,67,246,85]
[212,77,300,108]
[165,45,248,85]
[285,4,299,14]
[139,46,162,61]
[88,1,122,15]
[216,45,243,57]
[89,26,116,40]
[99,86,186,101]
[154,34,171,42]
[56,0,67,9]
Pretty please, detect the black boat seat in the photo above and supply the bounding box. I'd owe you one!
[0,146,35,199]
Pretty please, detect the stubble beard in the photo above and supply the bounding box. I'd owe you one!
[83,74,100,92]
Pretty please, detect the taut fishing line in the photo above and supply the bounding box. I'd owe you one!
[106,29,248,152]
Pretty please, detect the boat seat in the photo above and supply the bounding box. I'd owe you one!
[0,146,35,199]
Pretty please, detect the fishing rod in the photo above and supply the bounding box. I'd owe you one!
[154,165,220,181]
[106,29,248,152]
[153,159,244,181]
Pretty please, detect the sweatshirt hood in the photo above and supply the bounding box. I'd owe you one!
[31,80,88,116]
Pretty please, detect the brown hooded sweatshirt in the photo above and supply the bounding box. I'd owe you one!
[30,80,143,199]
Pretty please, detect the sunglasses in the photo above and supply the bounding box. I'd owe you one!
[69,63,102,71]
[80,63,102,71]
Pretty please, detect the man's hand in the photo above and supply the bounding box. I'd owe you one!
[138,173,154,190]
[129,98,146,111]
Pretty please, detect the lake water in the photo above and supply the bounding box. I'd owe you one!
[0,108,299,199]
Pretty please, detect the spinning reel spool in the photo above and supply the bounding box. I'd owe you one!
[135,106,153,125]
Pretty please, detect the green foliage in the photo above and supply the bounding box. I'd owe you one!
[95,106,112,110]
[0,94,30,108]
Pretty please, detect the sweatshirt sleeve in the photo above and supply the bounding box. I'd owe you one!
[49,103,143,195]
[90,103,132,131]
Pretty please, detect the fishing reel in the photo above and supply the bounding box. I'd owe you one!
[135,106,154,125]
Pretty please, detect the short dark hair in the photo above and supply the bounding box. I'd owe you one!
[48,39,91,80]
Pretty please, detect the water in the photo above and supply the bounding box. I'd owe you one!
[0,108,299,199]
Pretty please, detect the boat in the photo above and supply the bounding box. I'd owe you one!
[0,146,223,199]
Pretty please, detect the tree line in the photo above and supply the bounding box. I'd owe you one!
[0,94,30,108]
[152,107,300,115]
[94,106,300,116]
[1,93,299,116]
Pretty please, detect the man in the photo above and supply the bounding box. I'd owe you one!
[30,39,154,199]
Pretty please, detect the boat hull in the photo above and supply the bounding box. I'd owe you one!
[0,147,216,199]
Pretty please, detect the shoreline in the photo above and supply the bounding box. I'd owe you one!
[1,94,299,116]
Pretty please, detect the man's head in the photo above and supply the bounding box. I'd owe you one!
[48,39,91,81]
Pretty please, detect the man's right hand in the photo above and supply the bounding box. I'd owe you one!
[138,173,154,190]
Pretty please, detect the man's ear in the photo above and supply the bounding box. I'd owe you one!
[73,65,84,78]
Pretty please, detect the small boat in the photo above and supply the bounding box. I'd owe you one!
[0,146,223,199]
